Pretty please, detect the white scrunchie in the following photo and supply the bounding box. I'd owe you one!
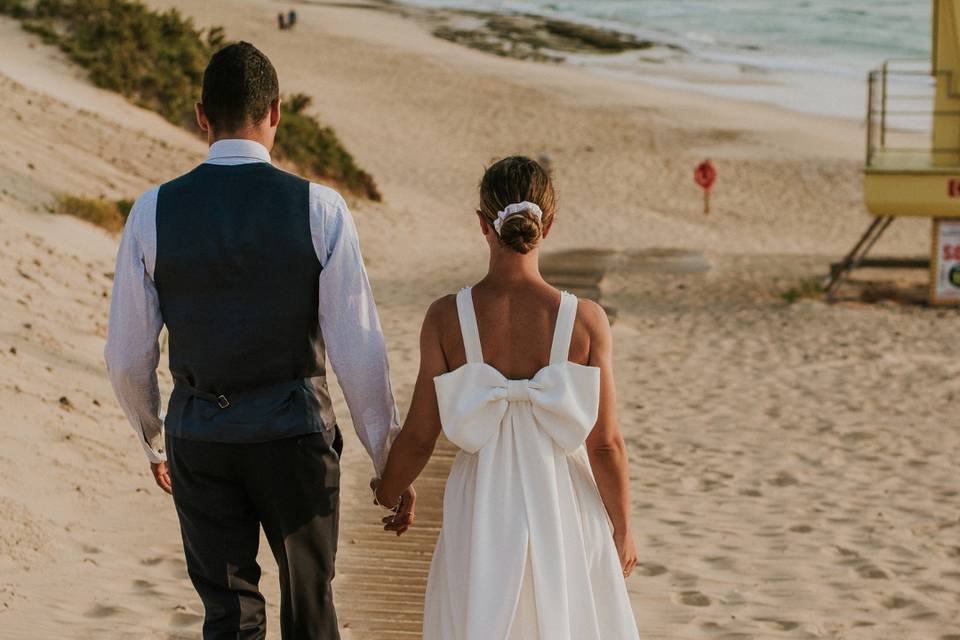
[493,202,543,236]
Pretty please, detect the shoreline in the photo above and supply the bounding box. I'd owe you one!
[380,0,878,120]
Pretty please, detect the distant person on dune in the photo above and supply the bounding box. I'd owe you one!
[277,11,287,30]
[104,42,409,639]
[288,9,298,29]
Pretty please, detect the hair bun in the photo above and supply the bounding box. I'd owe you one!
[498,209,542,254]
[479,156,556,254]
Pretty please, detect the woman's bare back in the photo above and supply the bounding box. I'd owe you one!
[434,280,594,380]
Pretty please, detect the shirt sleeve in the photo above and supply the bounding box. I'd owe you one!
[104,188,166,463]
[311,183,400,476]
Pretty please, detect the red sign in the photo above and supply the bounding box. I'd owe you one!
[694,160,717,215]
[948,179,960,198]
[694,160,717,191]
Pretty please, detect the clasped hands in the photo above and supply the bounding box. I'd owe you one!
[370,480,416,536]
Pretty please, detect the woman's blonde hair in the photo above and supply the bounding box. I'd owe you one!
[479,156,556,254]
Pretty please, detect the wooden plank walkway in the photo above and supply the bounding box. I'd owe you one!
[335,437,458,639]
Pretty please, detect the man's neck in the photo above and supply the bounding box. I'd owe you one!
[208,131,272,152]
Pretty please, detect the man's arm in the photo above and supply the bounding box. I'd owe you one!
[104,189,167,477]
[311,184,400,476]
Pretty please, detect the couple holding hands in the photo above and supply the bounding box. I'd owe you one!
[106,42,640,640]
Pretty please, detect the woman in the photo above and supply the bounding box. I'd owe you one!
[375,156,640,639]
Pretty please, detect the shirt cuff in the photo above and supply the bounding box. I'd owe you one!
[141,439,166,464]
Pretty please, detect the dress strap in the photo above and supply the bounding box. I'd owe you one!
[456,287,484,364]
[549,291,578,365]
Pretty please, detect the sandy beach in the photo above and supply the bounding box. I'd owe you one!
[1,1,958,638]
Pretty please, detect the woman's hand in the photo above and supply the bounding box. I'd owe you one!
[371,480,417,536]
[613,529,638,578]
[382,485,416,536]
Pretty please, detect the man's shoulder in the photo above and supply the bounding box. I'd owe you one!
[308,182,348,212]
[126,185,161,226]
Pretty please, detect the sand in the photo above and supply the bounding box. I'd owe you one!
[1,1,958,638]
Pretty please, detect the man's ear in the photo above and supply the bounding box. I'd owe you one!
[195,102,210,133]
[269,97,281,128]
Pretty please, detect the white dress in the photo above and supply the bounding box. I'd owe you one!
[423,287,640,640]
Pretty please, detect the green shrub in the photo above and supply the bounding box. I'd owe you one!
[275,94,381,201]
[0,0,27,17]
[57,194,130,232]
[782,278,825,303]
[8,0,216,128]
[3,0,381,199]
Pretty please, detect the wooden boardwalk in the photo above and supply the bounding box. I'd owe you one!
[335,437,458,639]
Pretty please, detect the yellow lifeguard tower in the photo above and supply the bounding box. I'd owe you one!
[828,0,960,302]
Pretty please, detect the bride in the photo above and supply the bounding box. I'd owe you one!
[374,156,641,639]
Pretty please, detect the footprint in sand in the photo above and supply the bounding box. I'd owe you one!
[856,562,889,579]
[880,594,915,609]
[767,471,799,487]
[907,610,940,621]
[131,579,162,597]
[754,617,800,631]
[635,562,667,577]
[170,605,204,629]
[789,524,813,533]
[671,572,699,588]
[141,554,189,579]
[673,590,711,607]
[84,603,126,618]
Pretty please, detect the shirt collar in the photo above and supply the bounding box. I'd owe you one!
[205,139,272,165]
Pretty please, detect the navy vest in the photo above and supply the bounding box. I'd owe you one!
[155,162,335,442]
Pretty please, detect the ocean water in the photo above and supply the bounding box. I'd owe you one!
[401,0,933,118]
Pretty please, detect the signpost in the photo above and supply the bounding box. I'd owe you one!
[931,218,960,304]
[694,160,716,215]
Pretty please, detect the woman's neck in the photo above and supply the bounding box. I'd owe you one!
[485,248,545,285]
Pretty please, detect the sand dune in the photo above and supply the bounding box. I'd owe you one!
[1,1,959,638]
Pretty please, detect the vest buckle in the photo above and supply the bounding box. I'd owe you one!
[216,394,230,409]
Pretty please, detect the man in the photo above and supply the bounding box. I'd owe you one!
[105,42,413,639]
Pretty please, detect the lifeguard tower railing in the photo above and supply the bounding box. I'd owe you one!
[827,59,957,296]
[866,59,960,168]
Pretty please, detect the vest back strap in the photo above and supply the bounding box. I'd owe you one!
[173,377,310,411]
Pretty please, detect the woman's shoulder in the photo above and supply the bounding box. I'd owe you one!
[574,296,610,332]
[421,293,460,336]
[425,293,458,320]
[571,295,612,361]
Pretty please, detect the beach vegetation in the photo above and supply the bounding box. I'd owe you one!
[56,194,130,233]
[781,278,825,303]
[1,0,381,200]
[275,94,382,201]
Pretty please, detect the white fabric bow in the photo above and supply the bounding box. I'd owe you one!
[434,362,600,455]
[493,201,543,236]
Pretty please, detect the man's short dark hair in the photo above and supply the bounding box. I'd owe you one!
[201,42,279,133]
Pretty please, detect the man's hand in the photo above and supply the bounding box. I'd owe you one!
[150,461,172,495]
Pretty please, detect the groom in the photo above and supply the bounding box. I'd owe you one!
[105,42,411,638]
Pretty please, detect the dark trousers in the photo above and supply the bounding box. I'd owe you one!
[166,427,343,640]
